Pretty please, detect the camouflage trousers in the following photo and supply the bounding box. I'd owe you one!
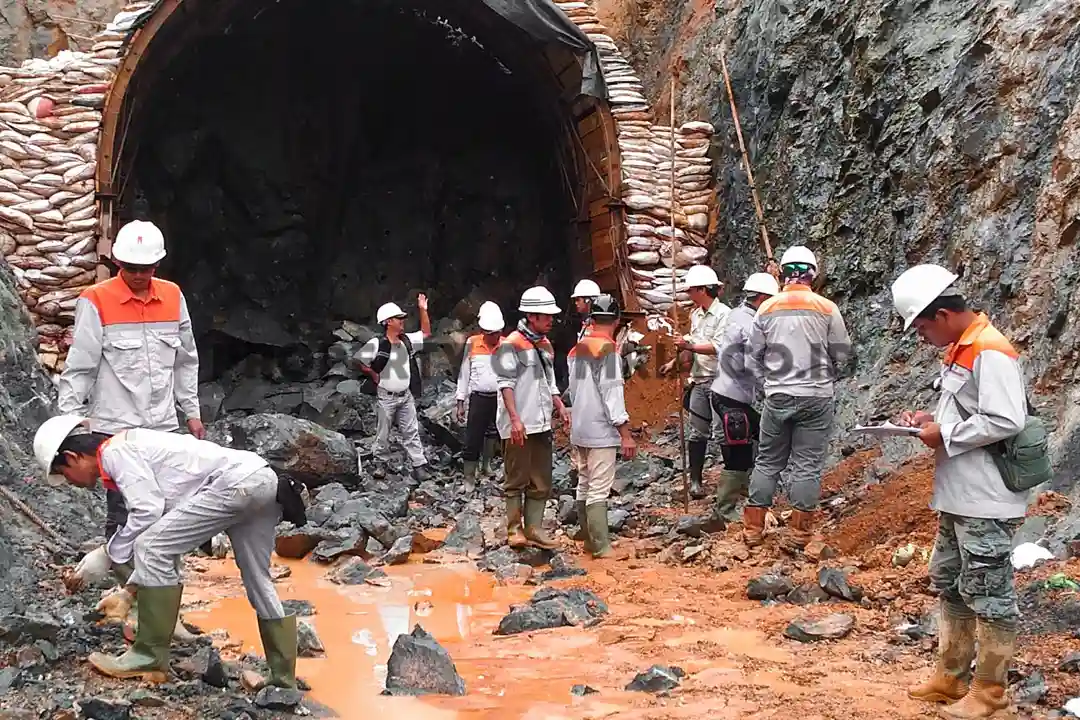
[929,513,1022,624]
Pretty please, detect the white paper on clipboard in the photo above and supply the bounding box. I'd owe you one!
[852,421,922,438]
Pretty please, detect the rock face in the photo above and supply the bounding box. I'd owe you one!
[383,625,466,697]
[0,264,101,614]
[0,0,127,66]
[207,413,358,487]
[596,0,1080,481]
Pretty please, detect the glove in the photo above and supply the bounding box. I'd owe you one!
[66,546,112,592]
[97,589,134,624]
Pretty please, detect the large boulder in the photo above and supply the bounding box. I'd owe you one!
[207,413,358,487]
[384,625,466,696]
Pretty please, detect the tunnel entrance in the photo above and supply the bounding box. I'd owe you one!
[99,0,616,382]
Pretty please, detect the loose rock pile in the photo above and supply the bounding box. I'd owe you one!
[0,2,155,373]
[555,0,717,313]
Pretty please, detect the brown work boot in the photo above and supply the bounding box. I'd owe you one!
[505,495,527,548]
[742,506,767,547]
[909,601,975,704]
[781,509,815,553]
[523,497,559,550]
[939,621,1015,719]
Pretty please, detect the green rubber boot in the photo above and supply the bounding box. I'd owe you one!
[89,585,181,683]
[523,497,558,550]
[570,500,594,553]
[258,614,298,689]
[463,460,478,494]
[713,469,749,523]
[480,438,498,477]
[585,501,614,558]
[506,494,527,548]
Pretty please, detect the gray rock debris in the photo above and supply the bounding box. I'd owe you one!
[383,624,466,696]
[494,588,608,636]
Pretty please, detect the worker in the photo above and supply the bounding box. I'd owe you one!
[567,279,601,491]
[893,265,1029,719]
[494,286,569,549]
[660,264,730,499]
[708,272,779,524]
[455,301,505,493]
[33,414,298,688]
[743,246,851,551]
[358,294,432,482]
[56,219,208,612]
[565,294,636,558]
[571,279,601,342]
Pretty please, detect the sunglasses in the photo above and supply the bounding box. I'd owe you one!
[118,263,158,274]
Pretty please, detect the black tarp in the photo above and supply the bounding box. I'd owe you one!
[472,0,607,99]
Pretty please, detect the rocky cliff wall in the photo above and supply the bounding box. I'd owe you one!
[0,0,126,65]
[597,0,1080,484]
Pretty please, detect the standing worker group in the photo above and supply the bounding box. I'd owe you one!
[494,286,569,549]
[743,246,851,552]
[893,264,1038,719]
[358,294,432,481]
[455,301,505,493]
[663,264,731,499]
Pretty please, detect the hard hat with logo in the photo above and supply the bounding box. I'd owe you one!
[780,245,817,269]
[376,302,407,324]
[684,264,721,289]
[518,286,561,315]
[891,264,959,329]
[477,301,505,332]
[571,279,601,299]
[588,293,621,321]
[112,220,167,266]
[743,272,780,296]
[34,414,89,485]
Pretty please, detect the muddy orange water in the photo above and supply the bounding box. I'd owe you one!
[181,553,940,720]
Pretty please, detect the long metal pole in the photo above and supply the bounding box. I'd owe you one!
[668,76,689,513]
[719,49,773,265]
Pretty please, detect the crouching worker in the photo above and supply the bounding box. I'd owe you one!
[33,414,301,688]
[893,265,1043,719]
[566,295,636,558]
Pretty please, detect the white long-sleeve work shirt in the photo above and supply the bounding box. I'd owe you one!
[455,334,500,400]
[101,428,268,565]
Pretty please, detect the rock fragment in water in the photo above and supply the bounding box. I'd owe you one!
[494,588,608,635]
[783,613,855,643]
[254,686,304,710]
[383,625,466,696]
[297,619,326,658]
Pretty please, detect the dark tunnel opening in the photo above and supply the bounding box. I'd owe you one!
[112,0,587,393]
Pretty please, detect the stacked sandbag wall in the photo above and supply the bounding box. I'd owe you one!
[555,1,717,314]
[0,3,152,372]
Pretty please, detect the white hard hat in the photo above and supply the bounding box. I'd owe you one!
[743,272,779,296]
[780,245,817,268]
[518,286,561,315]
[34,414,88,485]
[477,301,504,332]
[112,220,166,265]
[891,264,959,330]
[684,264,721,289]
[376,302,407,324]
[571,279,601,298]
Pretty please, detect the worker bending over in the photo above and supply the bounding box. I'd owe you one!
[894,265,1035,719]
[662,264,730,499]
[359,294,432,482]
[744,246,851,551]
[708,272,779,523]
[494,286,569,550]
[58,220,204,572]
[33,415,298,688]
[566,295,636,558]
[455,301,505,493]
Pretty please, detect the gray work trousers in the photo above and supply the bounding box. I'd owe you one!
[929,513,1023,624]
[130,467,285,620]
[747,393,834,512]
[374,387,426,468]
[684,381,718,443]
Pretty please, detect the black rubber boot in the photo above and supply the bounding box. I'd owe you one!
[688,440,707,499]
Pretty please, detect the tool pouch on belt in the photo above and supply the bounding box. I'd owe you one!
[276,474,308,527]
[721,408,752,445]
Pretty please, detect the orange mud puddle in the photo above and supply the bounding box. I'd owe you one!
[180,552,948,720]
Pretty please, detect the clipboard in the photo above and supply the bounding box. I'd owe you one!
[852,421,922,438]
